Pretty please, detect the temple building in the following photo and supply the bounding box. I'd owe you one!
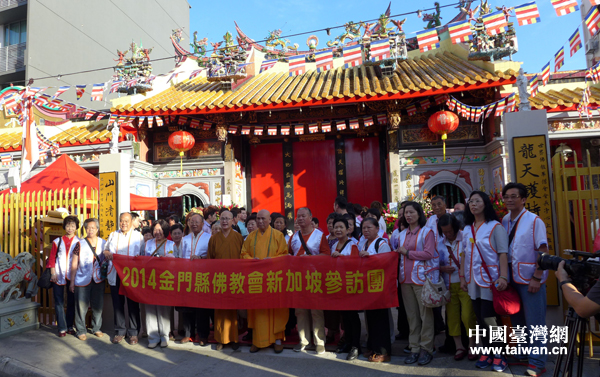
[0,2,597,226]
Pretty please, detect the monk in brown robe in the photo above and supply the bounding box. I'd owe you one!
[208,210,244,350]
[241,209,289,353]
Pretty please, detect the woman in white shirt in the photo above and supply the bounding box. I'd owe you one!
[143,219,176,349]
[437,214,477,361]
[460,191,509,372]
[69,218,106,340]
[360,218,392,363]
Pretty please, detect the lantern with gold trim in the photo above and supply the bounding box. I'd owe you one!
[428,111,459,160]
[168,130,195,173]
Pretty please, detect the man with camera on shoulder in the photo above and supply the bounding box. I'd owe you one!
[556,263,600,318]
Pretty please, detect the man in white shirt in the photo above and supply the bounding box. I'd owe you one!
[181,213,212,345]
[103,212,144,345]
[502,183,549,377]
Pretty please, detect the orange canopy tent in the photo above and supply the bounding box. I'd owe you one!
[0,154,157,210]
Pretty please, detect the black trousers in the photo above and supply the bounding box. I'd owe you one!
[181,308,198,339]
[365,309,392,356]
[471,298,497,349]
[342,311,361,349]
[396,283,409,337]
[196,308,214,339]
[110,276,140,337]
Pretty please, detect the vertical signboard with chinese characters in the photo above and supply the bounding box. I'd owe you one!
[513,135,558,305]
[99,171,118,239]
[335,139,347,197]
[282,142,294,229]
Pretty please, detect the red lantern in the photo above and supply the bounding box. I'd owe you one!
[168,131,195,172]
[428,111,459,159]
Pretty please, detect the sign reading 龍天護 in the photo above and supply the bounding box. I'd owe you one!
[113,252,399,310]
[99,171,118,239]
[512,135,558,305]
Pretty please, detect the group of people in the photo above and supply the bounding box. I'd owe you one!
[46,183,549,376]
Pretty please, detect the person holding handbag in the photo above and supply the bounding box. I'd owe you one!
[460,191,509,373]
[143,219,176,348]
[437,214,477,361]
[330,216,361,360]
[360,218,393,363]
[69,218,106,340]
[47,215,81,337]
[396,201,438,366]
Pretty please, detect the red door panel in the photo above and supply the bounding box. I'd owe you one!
[293,140,337,228]
[250,143,284,214]
[345,137,382,207]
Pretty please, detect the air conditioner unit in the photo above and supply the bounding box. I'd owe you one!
[586,40,599,53]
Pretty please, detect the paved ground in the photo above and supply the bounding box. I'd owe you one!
[1,325,599,377]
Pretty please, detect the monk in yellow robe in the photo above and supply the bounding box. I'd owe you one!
[208,210,244,351]
[241,209,289,353]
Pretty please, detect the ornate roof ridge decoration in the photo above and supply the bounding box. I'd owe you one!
[170,1,473,63]
[113,42,154,94]
[114,51,515,116]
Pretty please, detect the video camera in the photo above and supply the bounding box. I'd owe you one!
[538,250,600,293]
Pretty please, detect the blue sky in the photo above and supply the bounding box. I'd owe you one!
[188,0,587,74]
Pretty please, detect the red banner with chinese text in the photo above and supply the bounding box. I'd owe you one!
[113,253,399,310]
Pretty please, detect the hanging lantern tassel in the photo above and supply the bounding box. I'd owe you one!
[427,111,459,162]
[179,151,184,174]
[441,133,447,160]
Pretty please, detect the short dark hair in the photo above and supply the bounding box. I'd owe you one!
[361,217,379,230]
[464,191,499,226]
[153,219,170,237]
[204,207,218,218]
[170,223,184,234]
[231,207,240,218]
[353,203,363,215]
[502,182,528,199]
[327,212,337,223]
[168,214,179,223]
[239,207,246,212]
[271,213,285,227]
[332,216,348,229]
[343,213,359,239]
[370,201,383,211]
[141,227,153,237]
[366,208,381,220]
[400,202,427,228]
[311,217,319,226]
[400,201,409,208]
[218,207,228,215]
[245,214,257,227]
[63,215,80,230]
[431,195,446,203]
[334,196,348,210]
[297,207,312,217]
[437,213,460,236]
[130,212,140,219]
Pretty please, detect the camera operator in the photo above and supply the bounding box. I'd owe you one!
[556,261,600,318]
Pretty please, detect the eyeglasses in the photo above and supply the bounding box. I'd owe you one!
[502,195,521,200]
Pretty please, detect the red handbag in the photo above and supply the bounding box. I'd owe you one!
[471,226,521,316]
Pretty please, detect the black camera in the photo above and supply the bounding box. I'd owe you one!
[537,250,600,279]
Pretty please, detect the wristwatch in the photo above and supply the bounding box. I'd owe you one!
[558,280,572,290]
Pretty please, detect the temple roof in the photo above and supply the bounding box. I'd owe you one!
[527,86,600,111]
[0,124,114,152]
[113,51,516,116]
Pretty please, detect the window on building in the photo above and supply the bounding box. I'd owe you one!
[428,183,466,209]
[4,20,26,46]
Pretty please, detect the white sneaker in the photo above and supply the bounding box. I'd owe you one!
[316,345,326,355]
[160,340,168,348]
[148,342,158,349]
